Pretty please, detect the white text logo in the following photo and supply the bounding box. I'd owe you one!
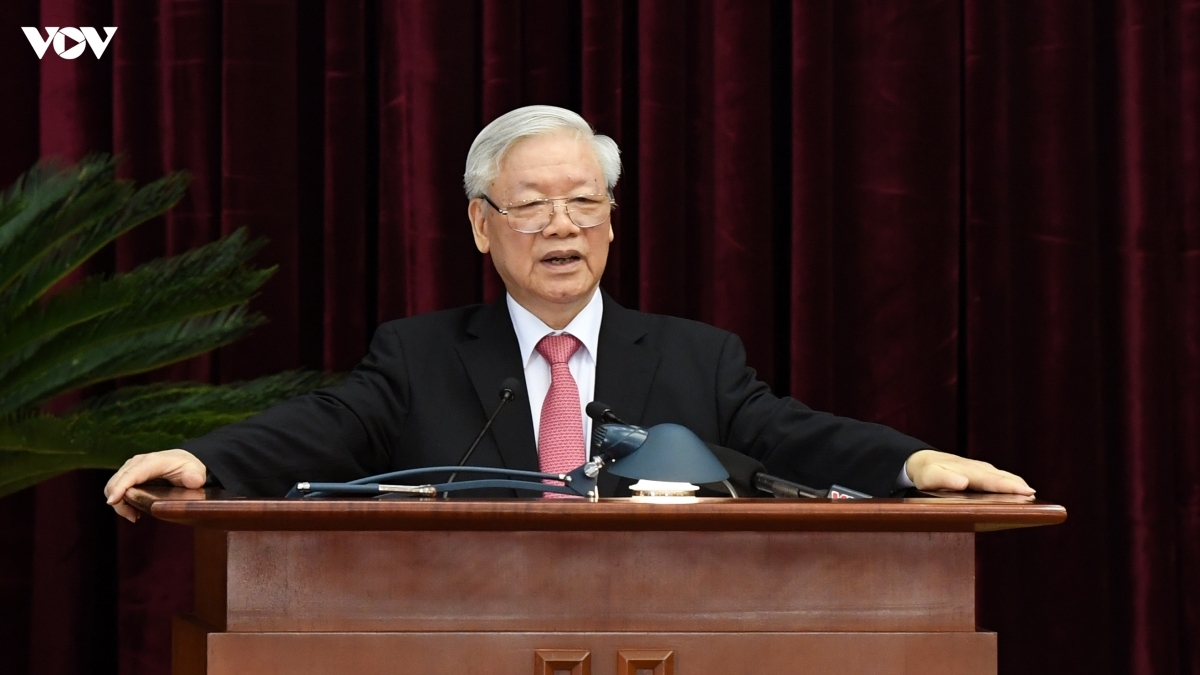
[22,27,117,59]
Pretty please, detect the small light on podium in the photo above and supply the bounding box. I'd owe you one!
[628,479,701,503]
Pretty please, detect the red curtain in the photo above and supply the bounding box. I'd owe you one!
[0,1,1196,674]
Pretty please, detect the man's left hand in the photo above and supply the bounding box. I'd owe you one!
[905,449,1035,495]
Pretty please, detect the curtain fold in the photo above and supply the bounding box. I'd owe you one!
[27,0,120,673]
[322,0,371,371]
[1104,0,1198,670]
[0,1,1196,674]
[1179,4,1200,673]
[0,2,42,674]
[709,0,776,383]
[580,0,633,304]
[964,3,1117,672]
[379,0,480,320]
[218,0,300,379]
[635,0,690,318]
[805,0,962,449]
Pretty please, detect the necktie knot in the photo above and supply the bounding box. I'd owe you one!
[536,333,582,365]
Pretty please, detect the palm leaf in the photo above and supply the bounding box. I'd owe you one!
[0,157,115,273]
[0,156,127,298]
[0,273,133,364]
[0,306,267,414]
[78,371,335,421]
[0,155,337,498]
[0,372,342,498]
[0,162,189,322]
[0,229,275,411]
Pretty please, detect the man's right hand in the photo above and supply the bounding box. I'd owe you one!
[103,449,208,522]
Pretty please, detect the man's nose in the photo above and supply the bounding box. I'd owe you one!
[541,202,580,236]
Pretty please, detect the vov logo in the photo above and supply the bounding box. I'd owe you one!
[22,27,117,59]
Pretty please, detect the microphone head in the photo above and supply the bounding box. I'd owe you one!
[586,401,628,425]
[498,376,522,401]
[585,401,611,422]
[591,423,648,460]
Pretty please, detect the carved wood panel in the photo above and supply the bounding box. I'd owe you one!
[617,649,674,675]
[199,630,997,674]
[535,649,591,675]
[214,530,976,632]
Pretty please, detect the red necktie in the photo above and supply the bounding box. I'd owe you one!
[535,333,584,495]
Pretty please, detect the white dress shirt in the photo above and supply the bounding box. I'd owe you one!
[506,288,603,459]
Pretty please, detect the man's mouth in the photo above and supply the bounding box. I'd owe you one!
[541,252,582,266]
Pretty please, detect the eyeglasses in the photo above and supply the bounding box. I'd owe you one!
[482,193,615,234]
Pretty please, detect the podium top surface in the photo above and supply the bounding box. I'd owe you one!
[127,486,1066,532]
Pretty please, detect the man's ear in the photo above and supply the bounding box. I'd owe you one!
[468,199,490,253]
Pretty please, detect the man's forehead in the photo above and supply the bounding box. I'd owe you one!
[498,133,599,165]
[486,132,606,194]
[508,175,599,191]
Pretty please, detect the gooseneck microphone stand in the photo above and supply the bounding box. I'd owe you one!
[287,463,600,499]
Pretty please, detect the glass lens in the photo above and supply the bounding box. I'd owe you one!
[566,196,608,227]
[505,195,610,232]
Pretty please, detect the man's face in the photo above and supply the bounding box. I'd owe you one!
[468,132,614,320]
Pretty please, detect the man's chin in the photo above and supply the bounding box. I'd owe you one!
[528,281,599,307]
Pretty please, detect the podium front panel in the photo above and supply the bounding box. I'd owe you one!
[126,487,1064,675]
[197,529,975,633]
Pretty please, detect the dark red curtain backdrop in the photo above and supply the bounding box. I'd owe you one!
[0,1,1196,674]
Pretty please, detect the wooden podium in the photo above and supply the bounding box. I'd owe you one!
[128,487,1065,675]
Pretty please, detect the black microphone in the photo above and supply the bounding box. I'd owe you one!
[586,401,628,425]
[446,377,521,485]
[577,423,649,478]
[591,423,648,461]
[704,444,870,499]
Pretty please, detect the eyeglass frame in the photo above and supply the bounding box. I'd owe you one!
[480,192,617,234]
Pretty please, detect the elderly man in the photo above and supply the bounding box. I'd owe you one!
[105,105,1032,521]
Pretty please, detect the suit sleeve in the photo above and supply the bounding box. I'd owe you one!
[181,323,409,497]
[713,333,929,497]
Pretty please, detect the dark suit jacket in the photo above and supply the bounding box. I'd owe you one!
[185,292,929,498]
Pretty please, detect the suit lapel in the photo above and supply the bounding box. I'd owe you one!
[455,299,539,474]
[594,292,660,496]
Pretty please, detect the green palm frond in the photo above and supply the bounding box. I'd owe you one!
[0,157,122,290]
[0,231,276,412]
[0,156,188,320]
[0,305,268,414]
[0,155,336,498]
[0,372,340,497]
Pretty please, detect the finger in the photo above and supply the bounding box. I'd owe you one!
[917,462,971,491]
[994,470,1034,492]
[104,456,139,500]
[105,458,141,504]
[105,466,146,504]
[954,462,1035,495]
[177,465,207,489]
[111,500,139,523]
[105,455,164,504]
[972,471,1035,495]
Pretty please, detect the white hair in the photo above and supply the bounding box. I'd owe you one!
[463,105,622,199]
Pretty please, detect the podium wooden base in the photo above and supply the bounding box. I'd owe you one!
[176,615,997,675]
[129,487,1063,675]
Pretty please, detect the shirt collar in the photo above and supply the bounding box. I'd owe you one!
[507,288,603,368]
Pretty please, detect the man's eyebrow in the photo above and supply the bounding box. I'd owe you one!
[511,177,598,191]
